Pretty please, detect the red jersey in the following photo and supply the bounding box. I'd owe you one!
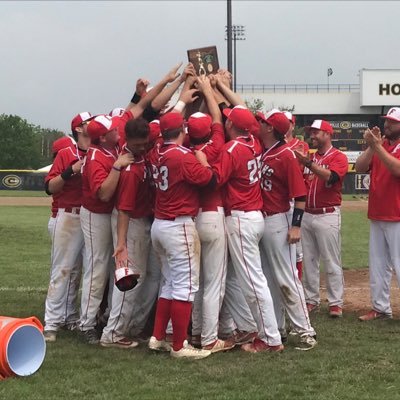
[51,193,61,217]
[116,149,154,219]
[191,123,225,211]
[261,143,307,214]
[152,143,213,219]
[81,145,120,214]
[212,135,263,213]
[45,147,85,208]
[117,110,134,147]
[368,140,400,221]
[305,146,348,208]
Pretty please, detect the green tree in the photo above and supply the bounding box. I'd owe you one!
[245,98,265,114]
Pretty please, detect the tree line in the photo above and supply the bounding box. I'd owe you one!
[0,114,63,170]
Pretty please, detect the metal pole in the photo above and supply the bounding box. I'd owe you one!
[233,32,237,91]
[227,0,232,75]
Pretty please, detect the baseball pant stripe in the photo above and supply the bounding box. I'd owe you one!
[183,223,192,302]
[237,216,268,340]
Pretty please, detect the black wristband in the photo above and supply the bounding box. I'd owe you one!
[130,92,141,104]
[292,207,304,227]
[61,166,74,181]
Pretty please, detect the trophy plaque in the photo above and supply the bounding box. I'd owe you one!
[187,46,219,76]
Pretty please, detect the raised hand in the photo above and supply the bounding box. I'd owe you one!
[136,78,150,97]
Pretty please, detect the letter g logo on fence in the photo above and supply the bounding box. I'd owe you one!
[2,175,22,189]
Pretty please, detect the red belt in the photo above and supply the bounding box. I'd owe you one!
[160,216,195,221]
[51,211,57,218]
[263,211,280,217]
[64,207,81,215]
[305,207,336,215]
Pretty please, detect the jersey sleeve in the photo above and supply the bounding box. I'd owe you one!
[87,158,110,198]
[45,151,66,183]
[330,152,348,179]
[212,146,235,186]
[202,123,226,164]
[181,153,213,186]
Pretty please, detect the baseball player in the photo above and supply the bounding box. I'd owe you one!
[196,105,283,353]
[284,111,309,280]
[43,112,93,342]
[100,118,153,348]
[147,111,214,360]
[256,111,317,350]
[188,76,233,352]
[295,120,348,318]
[355,108,400,321]
[80,115,134,345]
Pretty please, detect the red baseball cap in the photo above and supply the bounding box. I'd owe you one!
[159,112,184,134]
[187,112,212,140]
[71,112,95,133]
[52,136,76,154]
[149,119,161,143]
[381,107,400,122]
[305,119,333,134]
[87,115,120,140]
[256,110,291,136]
[223,106,256,132]
[109,107,125,117]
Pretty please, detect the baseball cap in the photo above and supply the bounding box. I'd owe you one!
[187,112,212,140]
[87,115,120,140]
[109,107,125,117]
[223,105,257,132]
[52,136,76,154]
[71,112,95,133]
[305,119,333,134]
[256,111,291,136]
[159,112,184,134]
[283,111,296,125]
[115,267,139,292]
[148,120,161,143]
[381,107,400,122]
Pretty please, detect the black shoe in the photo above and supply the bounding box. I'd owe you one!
[82,329,99,345]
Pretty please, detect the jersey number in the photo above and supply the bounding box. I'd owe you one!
[152,165,169,191]
[247,156,261,184]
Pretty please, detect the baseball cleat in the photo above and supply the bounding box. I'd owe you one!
[148,336,172,352]
[170,341,211,360]
[81,329,100,345]
[100,337,139,349]
[232,330,258,346]
[358,310,392,321]
[43,330,57,342]
[295,335,317,351]
[329,305,343,318]
[241,338,284,353]
[190,335,201,348]
[202,338,235,353]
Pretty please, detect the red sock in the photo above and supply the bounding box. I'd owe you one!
[152,298,172,341]
[296,261,303,281]
[171,300,192,351]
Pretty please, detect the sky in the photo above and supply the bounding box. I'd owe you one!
[1,0,399,133]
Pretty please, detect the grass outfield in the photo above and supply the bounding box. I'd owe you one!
[2,206,398,400]
[0,190,47,197]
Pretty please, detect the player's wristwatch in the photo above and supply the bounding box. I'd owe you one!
[305,160,313,168]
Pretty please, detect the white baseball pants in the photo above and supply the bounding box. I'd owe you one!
[101,217,152,343]
[191,208,228,346]
[152,217,200,302]
[226,210,281,346]
[260,212,315,337]
[302,208,344,307]
[79,206,114,331]
[44,209,83,331]
[369,220,400,315]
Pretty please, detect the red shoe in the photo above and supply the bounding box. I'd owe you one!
[232,330,258,345]
[202,338,235,353]
[241,338,284,353]
[329,305,343,318]
[358,310,392,321]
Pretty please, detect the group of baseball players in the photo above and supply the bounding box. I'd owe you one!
[43,61,400,360]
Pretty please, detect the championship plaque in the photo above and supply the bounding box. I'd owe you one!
[187,46,219,76]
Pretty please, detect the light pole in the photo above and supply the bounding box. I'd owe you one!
[225,24,246,91]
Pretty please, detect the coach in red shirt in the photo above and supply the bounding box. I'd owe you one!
[295,120,348,318]
[356,107,400,321]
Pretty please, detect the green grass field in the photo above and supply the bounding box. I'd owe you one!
[0,190,47,197]
[1,206,399,399]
